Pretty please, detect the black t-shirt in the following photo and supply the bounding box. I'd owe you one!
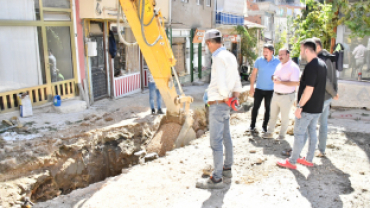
[297,58,327,114]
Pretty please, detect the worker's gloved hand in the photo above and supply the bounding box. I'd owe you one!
[226,97,242,112]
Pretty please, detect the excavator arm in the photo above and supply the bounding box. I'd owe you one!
[118,0,195,148]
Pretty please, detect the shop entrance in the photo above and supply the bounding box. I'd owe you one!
[90,35,108,101]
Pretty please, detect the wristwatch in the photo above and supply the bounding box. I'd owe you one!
[297,103,303,109]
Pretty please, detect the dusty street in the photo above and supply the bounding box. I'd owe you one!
[33,104,370,208]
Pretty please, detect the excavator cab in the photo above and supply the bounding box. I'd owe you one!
[117,0,196,155]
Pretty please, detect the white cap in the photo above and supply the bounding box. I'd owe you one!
[204,29,222,41]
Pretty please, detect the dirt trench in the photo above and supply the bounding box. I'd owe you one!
[0,111,161,207]
[0,106,210,208]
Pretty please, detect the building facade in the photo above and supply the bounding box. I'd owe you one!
[246,0,303,55]
[0,0,84,113]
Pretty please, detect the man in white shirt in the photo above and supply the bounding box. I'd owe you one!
[262,48,300,140]
[352,40,367,80]
[196,29,242,189]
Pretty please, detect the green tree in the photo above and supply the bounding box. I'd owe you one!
[333,0,370,38]
[291,0,336,57]
[235,25,259,68]
[274,27,287,54]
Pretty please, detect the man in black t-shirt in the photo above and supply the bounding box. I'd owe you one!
[277,39,327,169]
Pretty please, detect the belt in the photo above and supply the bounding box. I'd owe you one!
[274,91,295,95]
[207,100,226,106]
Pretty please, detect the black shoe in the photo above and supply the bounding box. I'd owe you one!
[247,127,258,133]
[151,109,155,115]
[157,108,164,114]
[262,127,267,133]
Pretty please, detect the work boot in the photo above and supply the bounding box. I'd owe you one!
[151,109,155,115]
[157,108,164,114]
[196,176,225,189]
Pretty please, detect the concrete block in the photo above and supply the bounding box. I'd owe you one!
[332,80,370,108]
[52,100,87,114]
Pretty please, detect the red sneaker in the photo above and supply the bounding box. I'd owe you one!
[276,159,297,170]
[297,157,314,167]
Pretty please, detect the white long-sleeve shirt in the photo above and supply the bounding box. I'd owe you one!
[352,44,366,59]
[207,49,243,101]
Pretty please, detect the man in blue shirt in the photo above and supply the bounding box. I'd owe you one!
[248,44,280,132]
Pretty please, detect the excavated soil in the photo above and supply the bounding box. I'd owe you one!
[0,106,207,208]
[0,107,164,208]
[146,123,182,157]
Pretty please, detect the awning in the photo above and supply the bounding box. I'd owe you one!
[244,20,265,29]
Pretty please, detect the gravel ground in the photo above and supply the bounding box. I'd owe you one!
[34,108,370,208]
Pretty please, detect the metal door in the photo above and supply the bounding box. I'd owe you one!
[90,36,108,101]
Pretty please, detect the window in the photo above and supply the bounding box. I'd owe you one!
[181,0,189,3]
[206,0,211,6]
[197,0,204,5]
[0,0,40,21]
[264,16,270,31]
[0,0,76,93]
[337,26,370,81]
[44,12,71,21]
[46,27,74,82]
[43,0,70,8]
[0,26,46,92]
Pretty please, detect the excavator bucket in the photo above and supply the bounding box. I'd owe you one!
[146,114,196,157]
[117,0,197,156]
[174,114,196,148]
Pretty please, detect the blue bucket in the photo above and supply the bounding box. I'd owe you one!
[53,95,61,107]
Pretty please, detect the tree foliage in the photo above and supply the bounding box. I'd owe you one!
[235,25,258,67]
[291,0,336,57]
[274,27,287,54]
[333,0,370,38]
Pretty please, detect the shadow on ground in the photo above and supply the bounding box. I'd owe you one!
[249,132,354,208]
[201,184,231,208]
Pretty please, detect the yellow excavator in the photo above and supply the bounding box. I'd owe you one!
[117,0,196,149]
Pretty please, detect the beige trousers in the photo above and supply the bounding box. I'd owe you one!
[267,93,295,137]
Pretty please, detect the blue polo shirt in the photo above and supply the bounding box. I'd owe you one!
[254,56,280,90]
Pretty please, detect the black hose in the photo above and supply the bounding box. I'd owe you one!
[139,0,161,47]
